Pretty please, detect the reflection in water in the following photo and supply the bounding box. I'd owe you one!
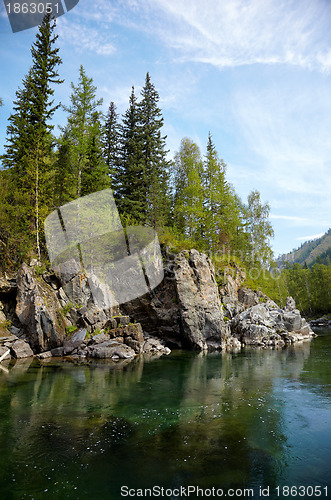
[0,334,330,499]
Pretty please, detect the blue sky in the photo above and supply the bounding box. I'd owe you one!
[0,0,330,256]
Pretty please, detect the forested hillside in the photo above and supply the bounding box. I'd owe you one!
[277,228,331,267]
[0,15,330,317]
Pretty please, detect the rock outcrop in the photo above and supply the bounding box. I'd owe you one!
[0,249,318,363]
[123,249,236,351]
[219,267,315,347]
[16,263,66,353]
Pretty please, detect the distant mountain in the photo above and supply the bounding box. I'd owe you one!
[277,228,331,268]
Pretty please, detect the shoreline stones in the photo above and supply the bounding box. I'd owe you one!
[0,251,321,363]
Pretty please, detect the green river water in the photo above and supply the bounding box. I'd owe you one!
[0,329,330,500]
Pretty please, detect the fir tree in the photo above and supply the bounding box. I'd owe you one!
[81,112,109,197]
[2,13,62,259]
[137,72,171,228]
[116,86,145,222]
[102,101,120,188]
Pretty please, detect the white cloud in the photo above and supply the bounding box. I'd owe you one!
[56,16,115,55]
[59,0,331,70]
[270,215,312,223]
[114,0,331,73]
[297,233,324,241]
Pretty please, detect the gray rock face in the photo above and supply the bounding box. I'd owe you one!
[174,250,227,350]
[123,249,231,351]
[16,263,66,353]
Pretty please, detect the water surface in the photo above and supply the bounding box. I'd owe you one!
[0,329,330,499]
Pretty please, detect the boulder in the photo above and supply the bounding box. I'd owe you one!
[16,263,66,353]
[231,304,286,347]
[10,340,34,359]
[285,296,296,312]
[143,337,171,355]
[0,347,11,362]
[282,312,302,332]
[91,332,111,344]
[63,328,87,355]
[86,340,135,360]
[50,347,64,357]
[0,310,7,323]
[0,274,17,293]
[231,298,315,347]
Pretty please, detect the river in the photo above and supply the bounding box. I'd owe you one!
[0,328,330,499]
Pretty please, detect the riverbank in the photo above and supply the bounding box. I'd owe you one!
[0,250,317,363]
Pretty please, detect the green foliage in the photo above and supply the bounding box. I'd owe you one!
[0,14,62,265]
[0,319,12,330]
[34,263,48,276]
[56,65,108,202]
[59,303,74,317]
[65,325,77,335]
[173,138,205,243]
[114,74,171,227]
[103,101,121,184]
[203,133,241,252]
[245,190,274,267]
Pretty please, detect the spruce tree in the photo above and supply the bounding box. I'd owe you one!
[102,101,120,188]
[137,72,171,228]
[81,112,109,197]
[116,86,145,222]
[2,13,62,259]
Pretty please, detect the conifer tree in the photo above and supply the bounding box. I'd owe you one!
[59,65,106,199]
[137,72,171,228]
[53,127,75,206]
[103,101,120,186]
[116,86,145,221]
[2,14,62,259]
[81,112,109,197]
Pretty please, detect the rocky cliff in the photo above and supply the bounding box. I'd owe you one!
[0,249,316,362]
